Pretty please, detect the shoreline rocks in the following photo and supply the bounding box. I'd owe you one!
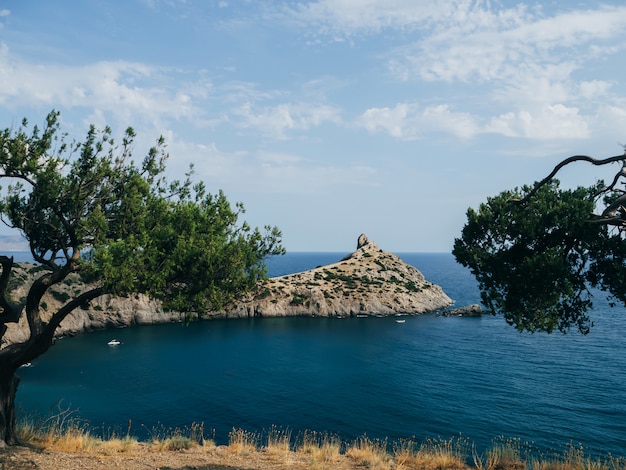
[439,304,484,317]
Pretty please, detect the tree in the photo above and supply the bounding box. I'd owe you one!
[453,152,626,334]
[0,111,285,445]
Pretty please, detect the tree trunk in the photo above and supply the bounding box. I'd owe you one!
[0,370,20,446]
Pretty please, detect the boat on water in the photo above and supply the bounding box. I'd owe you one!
[395,319,406,323]
[107,339,121,346]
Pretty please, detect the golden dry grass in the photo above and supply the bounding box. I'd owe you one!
[227,427,260,456]
[394,437,469,470]
[297,430,343,468]
[14,418,626,470]
[345,435,393,469]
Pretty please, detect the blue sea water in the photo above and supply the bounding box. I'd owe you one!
[15,253,626,457]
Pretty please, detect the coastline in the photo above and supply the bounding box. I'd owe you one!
[3,236,464,347]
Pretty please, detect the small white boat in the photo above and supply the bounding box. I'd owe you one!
[395,319,406,324]
[20,362,32,368]
[107,339,121,346]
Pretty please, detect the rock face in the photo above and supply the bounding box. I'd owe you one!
[2,279,184,347]
[440,304,484,317]
[1,234,455,346]
[225,234,453,318]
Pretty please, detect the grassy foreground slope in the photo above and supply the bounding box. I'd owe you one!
[2,419,624,470]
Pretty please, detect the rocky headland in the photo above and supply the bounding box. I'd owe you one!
[2,234,470,346]
[228,234,453,318]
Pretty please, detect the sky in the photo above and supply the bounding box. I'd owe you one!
[1,1,626,253]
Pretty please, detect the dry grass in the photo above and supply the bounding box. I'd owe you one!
[149,421,206,451]
[473,437,525,470]
[395,436,469,470]
[296,430,343,469]
[530,443,626,470]
[17,414,138,455]
[14,417,626,470]
[345,435,393,469]
[472,438,626,470]
[227,427,259,456]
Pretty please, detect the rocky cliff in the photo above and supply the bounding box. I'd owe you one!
[2,234,455,346]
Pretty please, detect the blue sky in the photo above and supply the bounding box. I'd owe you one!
[1,1,626,253]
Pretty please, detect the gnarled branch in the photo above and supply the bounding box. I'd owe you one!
[0,256,23,339]
[514,153,626,205]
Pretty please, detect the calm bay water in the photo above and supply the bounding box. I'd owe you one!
[15,253,626,456]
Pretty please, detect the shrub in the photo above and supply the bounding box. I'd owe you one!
[404,281,420,292]
[50,289,70,303]
[290,294,308,306]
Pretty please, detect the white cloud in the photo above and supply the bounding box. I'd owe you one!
[288,1,626,83]
[358,100,592,141]
[589,106,626,142]
[358,102,480,140]
[487,104,589,140]
[0,41,343,143]
[359,102,418,139]
[166,139,379,196]
[277,1,626,146]
[489,64,577,107]
[283,0,461,36]
[2,0,625,163]
[423,105,481,139]
[578,80,613,100]
[0,43,205,128]
[397,5,626,85]
[232,102,342,140]
[346,2,626,144]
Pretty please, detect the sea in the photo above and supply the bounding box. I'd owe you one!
[13,252,626,457]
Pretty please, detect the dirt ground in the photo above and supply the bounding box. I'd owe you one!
[0,442,364,470]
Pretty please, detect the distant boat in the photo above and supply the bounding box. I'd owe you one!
[395,319,406,324]
[107,339,121,346]
[20,362,32,368]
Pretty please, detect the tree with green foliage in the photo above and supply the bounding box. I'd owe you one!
[0,111,285,445]
[453,152,626,334]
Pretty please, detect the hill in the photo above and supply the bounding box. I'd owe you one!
[228,234,453,318]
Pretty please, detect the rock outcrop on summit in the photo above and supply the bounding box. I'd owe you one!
[226,234,453,318]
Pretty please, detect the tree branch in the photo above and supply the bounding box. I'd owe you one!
[0,257,22,323]
[2,286,106,365]
[43,286,104,340]
[587,215,625,226]
[0,256,24,341]
[25,261,78,338]
[513,153,626,204]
